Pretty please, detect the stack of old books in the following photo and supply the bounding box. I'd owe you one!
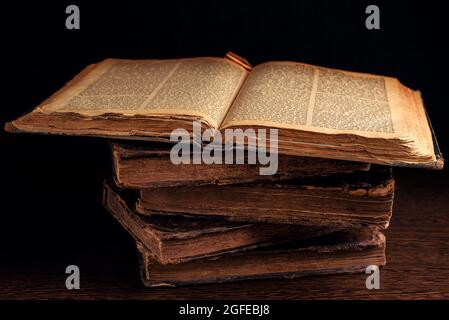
[6,53,443,287]
[104,142,394,286]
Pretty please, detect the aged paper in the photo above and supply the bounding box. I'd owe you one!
[223,62,315,127]
[145,58,247,127]
[221,61,424,140]
[40,57,248,128]
[312,68,394,133]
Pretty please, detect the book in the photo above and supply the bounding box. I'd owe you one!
[136,166,394,229]
[111,141,371,188]
[6,52,443,169]
[103,181,338,264]
[137,227,386,287]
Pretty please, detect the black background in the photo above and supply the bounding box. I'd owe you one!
[0,0,448,294]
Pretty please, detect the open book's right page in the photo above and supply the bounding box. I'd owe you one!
[221,61,435,163]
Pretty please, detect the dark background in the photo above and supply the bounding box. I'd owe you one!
[0,0,448,298]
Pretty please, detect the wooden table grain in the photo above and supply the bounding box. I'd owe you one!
[1,168,448,299]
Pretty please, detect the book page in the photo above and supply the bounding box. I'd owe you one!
[222,62,315,128]
[221,61,428,141]
[38,57,248,129]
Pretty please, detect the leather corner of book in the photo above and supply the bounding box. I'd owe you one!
[225,52,252,71]
[4,121,18,133]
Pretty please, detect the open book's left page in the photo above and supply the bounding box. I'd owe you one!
[8,57,248,136]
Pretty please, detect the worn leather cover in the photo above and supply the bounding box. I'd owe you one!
[137,166,395,229]
[137,227,386,287]
[111,141,371,188]
[103,181,340,264]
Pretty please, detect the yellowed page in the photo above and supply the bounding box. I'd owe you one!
[221,61,432,146]
[39,57,248,129]
[222,62,315,129]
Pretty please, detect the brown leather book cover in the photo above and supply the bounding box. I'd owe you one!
[103,181,339,264]
[111,141,371,188]
[137,166,395,229]
[137,227,386,287]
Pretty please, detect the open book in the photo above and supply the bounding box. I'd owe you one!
[6,52,443,168]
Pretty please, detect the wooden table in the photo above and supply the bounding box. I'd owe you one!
[1,167,448,299]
